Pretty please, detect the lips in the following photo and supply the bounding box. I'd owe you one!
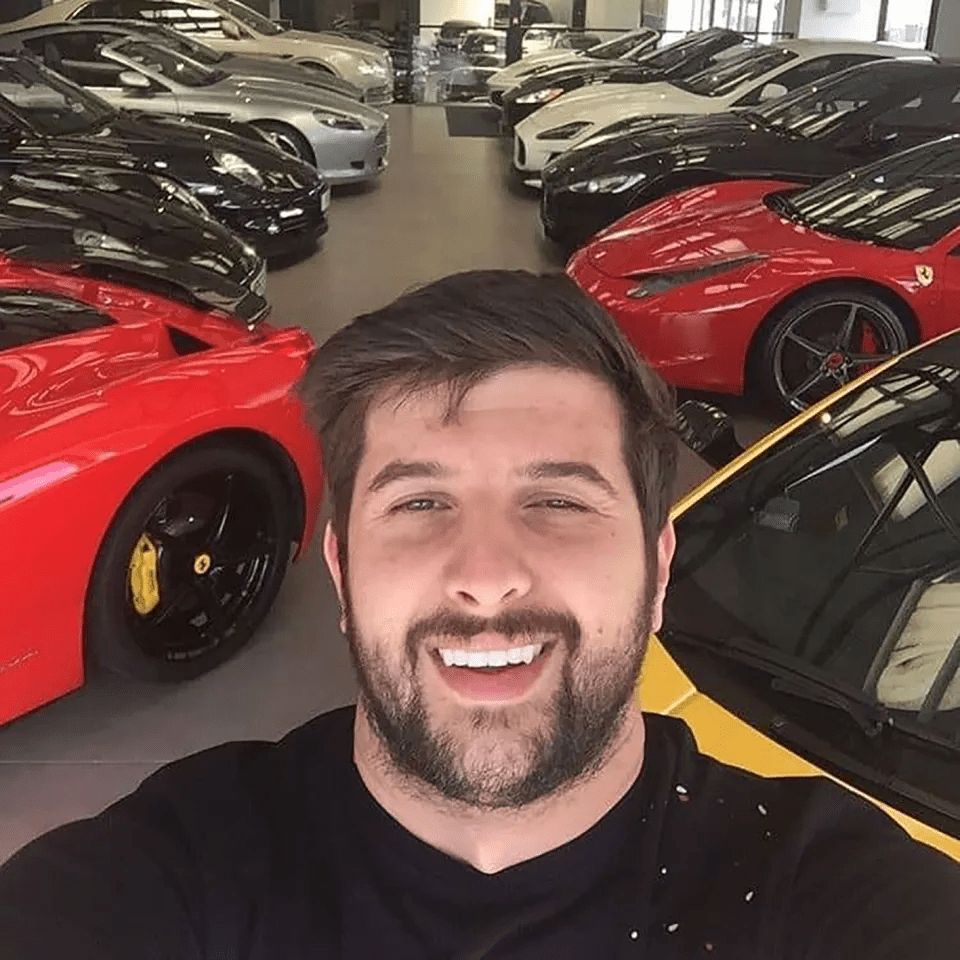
[430,641,556,702]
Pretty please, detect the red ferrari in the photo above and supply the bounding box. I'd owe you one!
[0,257,322,726]
[567,136,960,414]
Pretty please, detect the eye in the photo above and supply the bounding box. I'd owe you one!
[534,498,589,512]
[392,497,447,513]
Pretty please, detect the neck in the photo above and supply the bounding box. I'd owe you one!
[352,706,647,875]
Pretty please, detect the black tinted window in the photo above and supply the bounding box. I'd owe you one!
[75,1,225,36]
[735,54,881,106]
[0,291,114,351]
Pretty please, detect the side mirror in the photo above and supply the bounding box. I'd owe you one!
[674,400,744,470]
[758,82,788,102]
[220,17,243,40]
[119,70,152,91]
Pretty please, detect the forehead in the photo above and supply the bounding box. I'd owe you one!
[359,366,626,474]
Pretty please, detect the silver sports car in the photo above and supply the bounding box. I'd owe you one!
[9,35,390,185]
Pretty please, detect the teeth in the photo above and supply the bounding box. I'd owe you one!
[439,643,544,669]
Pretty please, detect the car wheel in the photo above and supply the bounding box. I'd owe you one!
[85,443,294,682]
[251,120,315,166]
[759,287,911,417]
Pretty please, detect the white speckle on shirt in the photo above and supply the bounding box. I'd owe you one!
[763,830,773,839]
[630,930,639,940]
[667,923,680,934]
[660,866,668,875]
[676,784,688,795]
[745,890,756,902]
[705,943,715,952]
[758,804,768,816]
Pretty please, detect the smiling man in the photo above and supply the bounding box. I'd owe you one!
[0,270,958,960]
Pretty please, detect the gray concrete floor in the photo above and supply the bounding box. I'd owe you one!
[0,106,770,864]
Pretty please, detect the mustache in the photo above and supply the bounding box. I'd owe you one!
[406,608,581,663]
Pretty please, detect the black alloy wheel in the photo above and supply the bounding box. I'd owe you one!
[760,288,911,417]
[85,444,294,682]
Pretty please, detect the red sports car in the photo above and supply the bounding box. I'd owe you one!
[567,136,960,414]
[0,257,322,726]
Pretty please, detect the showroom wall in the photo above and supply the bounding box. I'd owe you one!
[798,0,882,40]
[586,0,643,31]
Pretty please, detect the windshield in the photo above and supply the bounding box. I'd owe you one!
[0,58,115,135]
[680,46,796,98]
[755,63,913,139]
[214,0,283,35]
[785,137,960,249]
[462,33,503,55]
[667,332,960,741]
[133,23,224,65]
[588,31,651,61]
[107,39,221,87]
[632,29,736,71]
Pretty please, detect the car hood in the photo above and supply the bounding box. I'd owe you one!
[582,180,800,278]
[223,53,362,99]
[546,112,756,181]
[264,29,387,64]
[0,162,266,322]
[506,59,655,101]
[489,51,586,87]
[210,75,385,124]
[518,82,710,136]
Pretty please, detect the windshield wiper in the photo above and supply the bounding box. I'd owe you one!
[662,627,892,738]
[765,191,811,225]
[813,223,905,249]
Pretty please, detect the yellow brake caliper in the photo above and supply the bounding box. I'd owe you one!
[128,534,160,616]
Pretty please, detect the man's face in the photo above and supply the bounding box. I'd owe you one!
[324,366,674,809]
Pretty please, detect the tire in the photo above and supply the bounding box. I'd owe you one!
[757,287,911,418]
[251,120,315,166]
[85,443,294,682]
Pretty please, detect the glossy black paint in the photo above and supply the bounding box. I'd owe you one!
[0,53,329,259]
[501,28,745,128]
[541,62,960,248]
[0,161,267,321]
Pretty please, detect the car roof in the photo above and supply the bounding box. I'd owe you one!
[771,37,938,60]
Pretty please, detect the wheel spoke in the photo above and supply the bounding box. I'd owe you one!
[149,584,193,626]
[837,304,859,350]
[785,330,829,358]
[195,580,230,641]
[848,352,895,367]
[213,531,271,570]
[787,368,832,404]
[208,474,235,546]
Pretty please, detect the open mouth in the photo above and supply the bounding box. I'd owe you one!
[430,641,556,700]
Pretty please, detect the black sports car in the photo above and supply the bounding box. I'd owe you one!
[0,52,330,259]
[501,27,746,129]
[541,59,960,248]
[0,158,268,323]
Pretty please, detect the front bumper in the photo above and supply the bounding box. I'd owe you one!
[540,182,632,248]
[210,181,331,259]
[362,82,394,107]
[312,123,389,185]
[514,126,580,176]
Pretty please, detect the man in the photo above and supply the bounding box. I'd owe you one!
[0,270,957,959]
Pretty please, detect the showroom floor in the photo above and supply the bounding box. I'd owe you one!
[0,105,769,863]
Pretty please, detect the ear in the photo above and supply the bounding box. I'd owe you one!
[648,520,676,635]
[322,521,347,632]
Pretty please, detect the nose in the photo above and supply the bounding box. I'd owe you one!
[443,508,533,614]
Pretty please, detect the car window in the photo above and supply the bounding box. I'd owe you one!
[0,291,114,352]
[868,83,960,138]
[734,53,882,106]
[20,33,136,89]
[665,336,960,830]
[679,47,798,98]
[106,39,218,86]
[75,1,228,37]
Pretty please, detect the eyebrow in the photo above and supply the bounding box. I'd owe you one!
[367,460,448,494]
[522,460,618,499]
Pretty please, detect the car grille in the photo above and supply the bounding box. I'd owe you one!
[516,137,526,167]
[366,83,392,101]
[374,125,390,150]
[491,90,504,106]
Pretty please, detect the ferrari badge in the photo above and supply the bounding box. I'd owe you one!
[915,265,934,287]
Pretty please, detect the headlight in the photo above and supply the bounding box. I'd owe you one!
[537,121,589,141]
[313,110,365,131]
[568,172,647,195]
[356,60,387,77]
[625,255,764,299]
[211,151,263,187]
[72,229,135,253]
[516,87,563,105]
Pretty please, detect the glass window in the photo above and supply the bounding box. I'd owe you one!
[882,0,935,48]
[106,39,220,86]
[781,138,960,249]
[0,292,114,352]
[75,1,230,37]
[678,46,797,98]
[734,53,882,106]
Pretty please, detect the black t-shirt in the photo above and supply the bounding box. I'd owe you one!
[0,707,957,960]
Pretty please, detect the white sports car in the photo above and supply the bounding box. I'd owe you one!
[513,39,934,178]
[487,27,660,101]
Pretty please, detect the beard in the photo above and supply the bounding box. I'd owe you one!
[342,583,654,811]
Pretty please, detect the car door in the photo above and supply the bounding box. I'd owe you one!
[18,31,121,90]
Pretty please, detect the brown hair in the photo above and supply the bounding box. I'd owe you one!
[299,270,677,571]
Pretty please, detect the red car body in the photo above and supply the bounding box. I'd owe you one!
[0,257,322,725]
[567,178,960,394]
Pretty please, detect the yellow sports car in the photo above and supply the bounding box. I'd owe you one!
[643,328,960,861]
